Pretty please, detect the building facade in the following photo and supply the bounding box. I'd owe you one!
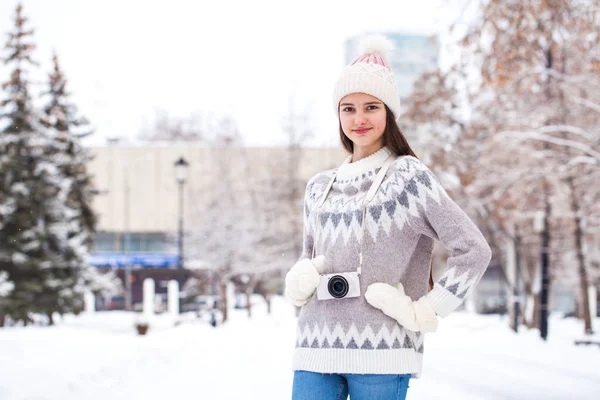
[88,144,346,238]
[86,144,347,306]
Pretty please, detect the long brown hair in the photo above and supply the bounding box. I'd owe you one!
[339,105,418,158]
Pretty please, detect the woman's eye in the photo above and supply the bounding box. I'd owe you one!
[342,107,354,112]
[367,105,379,110]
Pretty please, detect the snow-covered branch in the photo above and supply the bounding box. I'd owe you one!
[0,271,14,297]
[89,268,123,297]
[496,131,600,163]
[536,125,594,141]
[570,95,600,115]
[547,69,600,86]
[565,156,600,168]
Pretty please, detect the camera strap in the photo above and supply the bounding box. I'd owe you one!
[313,154,396,276]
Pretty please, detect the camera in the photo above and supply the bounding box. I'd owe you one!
[316,272,361,300]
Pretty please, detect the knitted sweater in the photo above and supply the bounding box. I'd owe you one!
[292,146,492,376]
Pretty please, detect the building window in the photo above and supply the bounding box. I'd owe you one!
[92,231,170,253]
[93,231,117,252]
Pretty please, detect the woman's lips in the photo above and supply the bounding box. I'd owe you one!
[353,128,371,135]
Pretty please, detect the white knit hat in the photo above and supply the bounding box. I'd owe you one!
[333,35,401,120]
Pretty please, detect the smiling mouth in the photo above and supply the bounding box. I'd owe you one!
[353,128,372,134]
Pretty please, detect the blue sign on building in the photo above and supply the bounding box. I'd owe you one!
[88,253,180,269]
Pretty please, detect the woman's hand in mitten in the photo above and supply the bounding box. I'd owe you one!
[284,255,325,306]
[365,282,438,332]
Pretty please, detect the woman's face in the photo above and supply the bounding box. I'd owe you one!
[339,92,387,151]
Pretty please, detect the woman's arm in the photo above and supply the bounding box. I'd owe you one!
[402,161,492,317]
[298,178,315,261]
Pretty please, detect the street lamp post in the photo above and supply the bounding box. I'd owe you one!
[174,157,189,270]
[534,210,550,340]
[124,172,133,311]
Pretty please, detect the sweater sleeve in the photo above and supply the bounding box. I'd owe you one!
[401,161,492,318]
[298,176,316,261]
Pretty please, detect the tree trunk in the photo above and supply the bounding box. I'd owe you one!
[505,236,520,331]
[265,295,272,315]
[526,294,542,329]
[0,313,5,328]
[47,312,54,326]
[567,178,594,334]
[524,290,541,330]
[245,289,252,318]
[258,292,273,315]
[513,231,523,330]
[245,279,258,318]
[575,299,582,319]
[523,294,533,328]
[219,282,228,323]
[520,257,536,329]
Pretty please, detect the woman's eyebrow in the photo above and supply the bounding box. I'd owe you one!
[340,101,383,106]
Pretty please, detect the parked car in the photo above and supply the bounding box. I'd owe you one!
[478,296,508,315]
[106,296,125,311]
[181,295,218,313]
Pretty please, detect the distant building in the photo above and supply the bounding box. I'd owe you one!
[344,32,439,99]
[86,144,346,308]
[88,145,345,244]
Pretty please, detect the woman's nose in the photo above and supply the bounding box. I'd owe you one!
[354,112,367,125]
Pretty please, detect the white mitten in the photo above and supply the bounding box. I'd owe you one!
[284,255,325,306]
[412,296,438,333]
[365,282,438,333]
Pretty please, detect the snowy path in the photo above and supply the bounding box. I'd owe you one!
[0,298,598,400]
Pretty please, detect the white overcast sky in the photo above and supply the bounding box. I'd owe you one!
[0,0,467,147]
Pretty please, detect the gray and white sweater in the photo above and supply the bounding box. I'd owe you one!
[293,146,492,376]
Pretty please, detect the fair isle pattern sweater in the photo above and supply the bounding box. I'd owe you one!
[293,146,492,376]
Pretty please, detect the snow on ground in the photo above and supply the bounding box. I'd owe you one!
[0,296,599,400]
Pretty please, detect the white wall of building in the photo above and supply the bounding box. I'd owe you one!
[88,145,347,233]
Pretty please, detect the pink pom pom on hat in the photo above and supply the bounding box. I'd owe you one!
[333,34,401,120]
[351,52,391,69]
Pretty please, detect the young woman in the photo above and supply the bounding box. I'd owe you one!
[284,36,492,400]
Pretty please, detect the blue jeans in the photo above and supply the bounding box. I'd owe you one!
[292,370,410,400]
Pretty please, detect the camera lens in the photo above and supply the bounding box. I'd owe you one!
[327,275,349,298]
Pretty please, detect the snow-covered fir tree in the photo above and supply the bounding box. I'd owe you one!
[41,51,99,317]
[43,51,93,139]
[0,2,43,324]
[0,3,91,325]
